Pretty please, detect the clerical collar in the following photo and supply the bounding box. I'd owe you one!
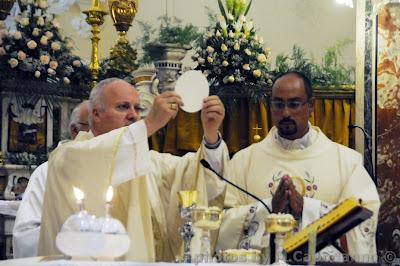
[274,123,316,150]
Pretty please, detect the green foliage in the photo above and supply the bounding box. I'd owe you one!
[100,42,138,82]
[135,15,202,64]
[273,40,355,87]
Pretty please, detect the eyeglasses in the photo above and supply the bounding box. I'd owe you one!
[270,99,309,111]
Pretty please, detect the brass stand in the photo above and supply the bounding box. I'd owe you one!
[107,0,138,75]
[83,8,107,88]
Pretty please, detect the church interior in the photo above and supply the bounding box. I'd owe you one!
[0,0,399,265]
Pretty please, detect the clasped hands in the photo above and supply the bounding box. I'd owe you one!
[272,175,303,219]
[144,91,225,143]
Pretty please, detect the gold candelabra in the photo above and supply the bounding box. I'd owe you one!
[83,7,107,88]
[107,0,138,75]
[0,0,15,20]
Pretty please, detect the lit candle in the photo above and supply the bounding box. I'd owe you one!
[73,187,85,211]
[105,186,113,218]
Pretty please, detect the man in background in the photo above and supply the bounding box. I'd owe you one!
[13,101,89,258]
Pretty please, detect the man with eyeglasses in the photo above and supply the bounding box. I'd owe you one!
[216,71,380,263]
[38,78,228,261]
[13,100,90,258]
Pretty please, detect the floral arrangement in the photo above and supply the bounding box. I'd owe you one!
[193,0,272,100]
[0,0,91,100]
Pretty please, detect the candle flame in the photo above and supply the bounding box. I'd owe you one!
[73,187,84,201]
[106,186,113,202]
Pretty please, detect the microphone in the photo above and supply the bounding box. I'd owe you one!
[348,123,375,183]
[200,159,272,213]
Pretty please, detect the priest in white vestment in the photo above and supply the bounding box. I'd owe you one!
[13,101,90,258]
[38,78,228,262]
[216,71,380,263]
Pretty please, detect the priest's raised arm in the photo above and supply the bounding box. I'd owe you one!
[38,78,229,262]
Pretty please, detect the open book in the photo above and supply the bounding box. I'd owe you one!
[283,197,373,259]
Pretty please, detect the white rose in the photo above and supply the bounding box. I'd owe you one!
[27,40,37,49]
[20,17,29,26]
[47,68,56,75]
[32,28,40,36]
[234,43,240,51]
[227,75,235,83]
[38,0,48,9]
[49,60,58,70]
[14,31,22,40]
[243,64,250,71]
[216,30,221,37]
[63,77,70,84]
[206,46,214,54]
[45,31,53,39]
[0,47,6,55]
[52,19,60,28]
[244,48,252,56]
[253,69,261,78]
[72,60,81,67]
[221,44,228,52]
[229,30,235,38]
[40,54,50,64]
[51,41,61,51]
[8,58,18,68]
[222,60,229,67]
[37,17,45,26]
[40,36,48,45]
[35,70,41,78]
[257,53,267,63]
[17,50,26,60]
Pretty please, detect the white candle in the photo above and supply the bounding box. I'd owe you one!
[73,187,85,211]
[105,186,113,218]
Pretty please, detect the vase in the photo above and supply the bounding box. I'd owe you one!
[145,42,190,93]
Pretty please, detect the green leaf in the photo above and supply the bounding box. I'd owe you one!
[218,0,228,21]
[244,0,253,16]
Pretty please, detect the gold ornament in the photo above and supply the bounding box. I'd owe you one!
[253,124,262,142]
[108,0,138,74]
[83,7,107,88]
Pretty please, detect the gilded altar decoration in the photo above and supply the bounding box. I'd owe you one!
[193,0,272,102]
[83,6,107,87]
[0,0,15,20]
[100,0,138,81]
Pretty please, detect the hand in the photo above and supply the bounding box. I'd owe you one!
[144,91,183,137]
[286,179,303,218]
[272,175,290,213]
[201,96,225,144]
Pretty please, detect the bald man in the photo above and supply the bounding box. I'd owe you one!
[38,78,228,261]
[13,101,89,258]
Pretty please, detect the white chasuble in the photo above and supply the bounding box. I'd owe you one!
[220,126,380,263]
[38,120,229,262]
